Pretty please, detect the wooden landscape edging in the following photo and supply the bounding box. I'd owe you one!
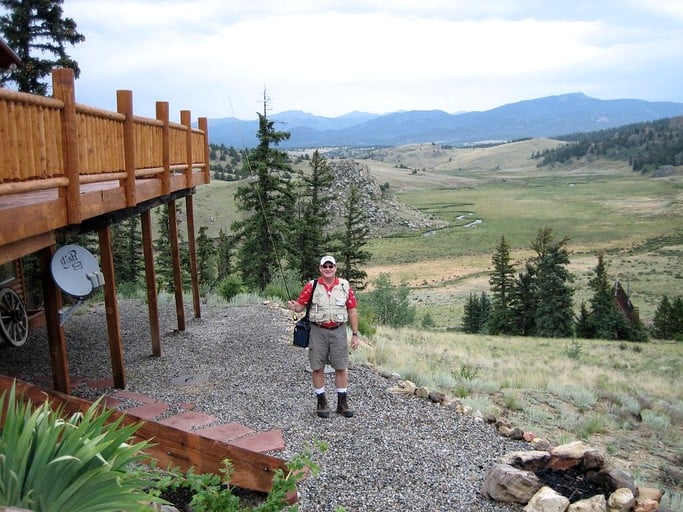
[0,376,290,495]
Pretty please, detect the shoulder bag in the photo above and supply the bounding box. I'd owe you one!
[293,279,318,348]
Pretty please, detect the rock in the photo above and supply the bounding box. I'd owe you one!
[523,486,570,512]
[531,438,553,451]
[607,488,635,512]
[500,450,551,472]
[509,427,525,440]
[549,441,601,471]
[428,390,446,404]
[598,468,636,494]
[633,499,659,512]
[415,385,430,398]
[523,431,536,442]
[567,494,607,512]
[481,463,543,504]
[636,487,662,502]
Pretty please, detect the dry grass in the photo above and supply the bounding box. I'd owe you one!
[352,328,683,503]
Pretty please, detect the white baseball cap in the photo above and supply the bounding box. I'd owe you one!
[320,255,336,266]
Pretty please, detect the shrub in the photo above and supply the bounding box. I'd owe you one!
[218,275,247,302]
[0,383,157,512]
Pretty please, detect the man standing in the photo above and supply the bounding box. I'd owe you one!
[288,255,360,418]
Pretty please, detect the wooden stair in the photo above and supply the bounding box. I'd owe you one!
[0,376,291,495]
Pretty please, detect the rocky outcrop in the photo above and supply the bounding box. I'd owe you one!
[325,159,447,235]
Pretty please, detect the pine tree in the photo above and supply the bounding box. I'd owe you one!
[215,228,234,281]
[154,203,189,292]
[231,94,295,290]
[462,293,481,333]
[0,0,84,94]
[488,236,516,334]
[111,217,142,284]
[530,228,574,337]
[511,263,537,335]
[651,295,672,339]
[585,252,630,340]
[195,226,216,289]
[290,150,335,281]
[335,183,370,289]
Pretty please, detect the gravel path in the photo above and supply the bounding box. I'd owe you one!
[0,298,529,512]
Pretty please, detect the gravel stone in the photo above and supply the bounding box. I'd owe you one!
[0,298,529,511]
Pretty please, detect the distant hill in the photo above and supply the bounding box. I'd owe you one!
[207,93,683,149]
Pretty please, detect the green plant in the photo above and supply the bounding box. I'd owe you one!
[566,338,582,360]
[0,383,158,512]
[147,441,329,511]
[218,275,247,301]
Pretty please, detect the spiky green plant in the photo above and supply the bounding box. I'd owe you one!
[0,382,160,512]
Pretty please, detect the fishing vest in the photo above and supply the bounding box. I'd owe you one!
[308,278,350,324]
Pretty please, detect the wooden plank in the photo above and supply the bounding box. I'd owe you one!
[98,225,125,389]
[0,376,290,494]
[0,232,55,267]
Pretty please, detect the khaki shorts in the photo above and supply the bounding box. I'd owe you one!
[308,324,349,371]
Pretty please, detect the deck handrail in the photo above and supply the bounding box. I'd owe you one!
[0,68,210,224]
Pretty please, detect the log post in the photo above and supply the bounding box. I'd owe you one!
[39,244,70,394]
[185,194,200,318]
[156,102,171,196]
[181,110,193,188]
[117,90,137,207]
[168,200,185,331]
[52,68,81,224]
[198,117,211,183]
[141,209,161,356]
[98,225,125,389]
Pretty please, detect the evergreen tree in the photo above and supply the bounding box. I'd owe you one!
[195,226,216,289]
[488,236,516,334]
[585,252,630,340]
[462,291,491,333]
[511,263,537,335]
[530,228,574,337]
[111,217,142,284]
[154,203,189,292]
[290,149,334,281]
[0,0,84,94]
[462,293,481,333]
[215,228,234,282]
[672,297,683,340]
[231,95,295,290]
[334,183,370,289]
[651,295,672,339]
[575,301,593,338]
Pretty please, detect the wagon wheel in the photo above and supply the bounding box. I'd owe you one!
[0,287,29,347]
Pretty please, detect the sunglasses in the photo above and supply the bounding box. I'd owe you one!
[321,264,335,269]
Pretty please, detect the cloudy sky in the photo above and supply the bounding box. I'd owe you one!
[52,0,683,121]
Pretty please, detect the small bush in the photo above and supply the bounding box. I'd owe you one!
[0,383,157,512]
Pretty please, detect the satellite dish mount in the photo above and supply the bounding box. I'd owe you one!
[51,245,105,325]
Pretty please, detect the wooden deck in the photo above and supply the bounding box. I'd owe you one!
[0,68,210,265]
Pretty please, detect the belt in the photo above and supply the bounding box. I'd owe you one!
[312,322,341,330]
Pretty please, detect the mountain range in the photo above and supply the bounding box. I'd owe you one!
[207,92,683,148]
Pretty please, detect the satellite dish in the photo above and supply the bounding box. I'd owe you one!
[51,245,104,298]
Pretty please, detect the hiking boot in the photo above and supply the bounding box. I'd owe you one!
[336,392,355,417]
[316,392,330,418]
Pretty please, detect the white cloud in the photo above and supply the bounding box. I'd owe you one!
[53,0,683,120]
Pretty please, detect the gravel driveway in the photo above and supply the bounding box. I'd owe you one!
[0,298,528,512]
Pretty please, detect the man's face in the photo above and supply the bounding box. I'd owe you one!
[321,262,336,277]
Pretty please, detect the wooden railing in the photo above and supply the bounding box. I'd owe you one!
[0,68,210,227]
